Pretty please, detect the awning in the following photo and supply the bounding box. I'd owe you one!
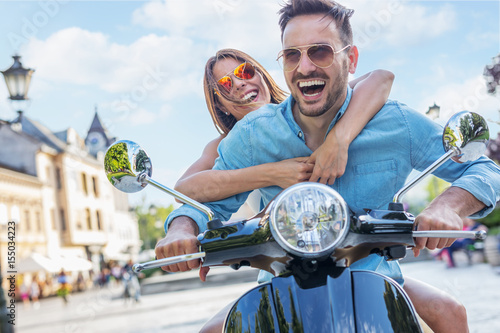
[17,253,61,273]
[57,255,93,272]
[17,253,93,273]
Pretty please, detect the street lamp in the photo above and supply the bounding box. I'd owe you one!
[426,103,440,120]
[0,55,27,332]
[1,55,35,101]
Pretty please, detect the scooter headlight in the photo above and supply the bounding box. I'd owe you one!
[269,183,349,258]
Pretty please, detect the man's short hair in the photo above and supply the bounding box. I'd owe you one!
[278,0,354,46]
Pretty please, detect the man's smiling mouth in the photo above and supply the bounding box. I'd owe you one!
[299,80,325,97]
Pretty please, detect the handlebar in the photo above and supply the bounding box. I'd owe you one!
[131,231,486,273]
[412,230,486,240]
[132,251,206,273]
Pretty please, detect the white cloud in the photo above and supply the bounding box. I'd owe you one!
[416,75,500,134]
[131,0,283,60]
[348,0,456,49]
[21,27,206,97]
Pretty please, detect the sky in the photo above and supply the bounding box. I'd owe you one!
[0,0,499,208]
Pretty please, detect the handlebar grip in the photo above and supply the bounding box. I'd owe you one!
[132,252,206,273]
[412,230,486,240]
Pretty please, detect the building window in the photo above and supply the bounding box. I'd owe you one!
[56,167,62,189]
[0,203,7,225]
[86,208,92,230]
[60,209,67,231]
[35,211,42,232]
[76,213,83,230]
[46,166,51,184]
[25,210,31,232]
[96,210,102,230]
[92,176,99,197]
[81,173,88,195]
[51,209,56,230]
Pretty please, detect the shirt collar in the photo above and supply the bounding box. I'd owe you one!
[282,86,354,140]
[327,86,353,134]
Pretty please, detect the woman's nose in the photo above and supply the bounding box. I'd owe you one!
[232,75,247,91]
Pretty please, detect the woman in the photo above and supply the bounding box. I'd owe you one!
[171,49,466,333]
[174,49,394,201]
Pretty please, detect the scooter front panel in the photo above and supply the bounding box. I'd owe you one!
[224,268,356,332]
[352,271,422,333]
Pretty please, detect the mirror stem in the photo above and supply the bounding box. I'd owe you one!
[393,147,458,203]
[140,173,215,220]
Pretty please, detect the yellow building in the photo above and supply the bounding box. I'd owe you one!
[0,112,140,278]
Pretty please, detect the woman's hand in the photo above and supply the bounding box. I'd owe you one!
[307,130,348,185]
[272,157,314,189]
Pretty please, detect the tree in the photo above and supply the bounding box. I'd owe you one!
[484,53,500,95]
[134,203,174,250]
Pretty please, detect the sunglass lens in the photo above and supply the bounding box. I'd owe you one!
[218,76,232,92]
[235,63,255,80]
[282,49,301,71]
[307,45,334,68]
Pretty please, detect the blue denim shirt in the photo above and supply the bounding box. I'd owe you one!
[166,87,500,283]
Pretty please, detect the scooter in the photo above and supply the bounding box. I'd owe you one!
[104,111,489,332]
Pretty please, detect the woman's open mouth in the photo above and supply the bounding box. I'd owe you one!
[242,90,258,102]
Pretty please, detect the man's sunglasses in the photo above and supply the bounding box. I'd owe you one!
[277,43,351,72]
[217,62,256,94]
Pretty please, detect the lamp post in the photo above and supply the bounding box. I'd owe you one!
[1,55,34,101]
[0,56,31,332]
[1,55,35,124]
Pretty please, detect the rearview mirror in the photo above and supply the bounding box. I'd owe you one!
[393,111,489,203]
[104,140,152,193]
[104,140,215,220]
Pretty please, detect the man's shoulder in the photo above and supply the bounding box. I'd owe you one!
[377,100,428,122]
[242,102,285,123]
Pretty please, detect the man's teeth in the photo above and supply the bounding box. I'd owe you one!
[243,91,257,101]
[299,80,325,87]
[304,91,321,97]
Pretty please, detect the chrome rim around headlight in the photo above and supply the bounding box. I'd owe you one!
[268,183,350,258]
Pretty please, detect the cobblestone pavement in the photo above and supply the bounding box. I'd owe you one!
[14,260,500,333]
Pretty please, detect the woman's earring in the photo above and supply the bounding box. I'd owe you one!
[225,112,230,115]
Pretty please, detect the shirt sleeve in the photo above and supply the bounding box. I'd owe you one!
[401,104,500,217]
[164,119,255,233]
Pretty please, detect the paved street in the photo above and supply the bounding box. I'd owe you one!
[14,258,500,333]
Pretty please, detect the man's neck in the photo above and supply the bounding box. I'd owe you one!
[292,93,347,151]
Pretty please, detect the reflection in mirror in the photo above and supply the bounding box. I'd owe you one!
[443,111,489,163]
[104,140,153,193]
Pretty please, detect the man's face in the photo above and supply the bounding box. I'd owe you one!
[282,14,355,117]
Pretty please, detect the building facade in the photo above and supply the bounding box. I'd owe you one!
[0,112,141,276]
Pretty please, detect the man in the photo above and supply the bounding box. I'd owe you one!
[156,0,500,332]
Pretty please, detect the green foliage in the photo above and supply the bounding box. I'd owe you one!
[479,205,500,230]
[134,203,174,250]
[104,142,130,173]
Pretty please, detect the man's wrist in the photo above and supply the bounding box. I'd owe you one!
[169,216,199,235]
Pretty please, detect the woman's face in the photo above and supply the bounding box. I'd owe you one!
[213,57,271,121]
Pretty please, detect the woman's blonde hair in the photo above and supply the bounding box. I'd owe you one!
[204,49,288,135]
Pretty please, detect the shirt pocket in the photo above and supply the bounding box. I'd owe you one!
[354,159,398,211]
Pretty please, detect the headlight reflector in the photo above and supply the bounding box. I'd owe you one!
[269,183,349,258]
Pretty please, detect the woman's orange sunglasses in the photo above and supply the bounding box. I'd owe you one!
[216,62,256,94]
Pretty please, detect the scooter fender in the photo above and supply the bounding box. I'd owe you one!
[224,268,422,332]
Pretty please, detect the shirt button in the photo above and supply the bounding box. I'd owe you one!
[298,131,303,138]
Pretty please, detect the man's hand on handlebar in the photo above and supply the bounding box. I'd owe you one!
[413,204,462,257]
[413,187,485,257]
[155,216,210,281]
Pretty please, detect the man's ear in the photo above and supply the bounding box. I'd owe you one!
[348,45,359,74]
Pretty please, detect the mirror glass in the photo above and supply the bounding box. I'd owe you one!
[442,111,489,163]
[104,140,152,193]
